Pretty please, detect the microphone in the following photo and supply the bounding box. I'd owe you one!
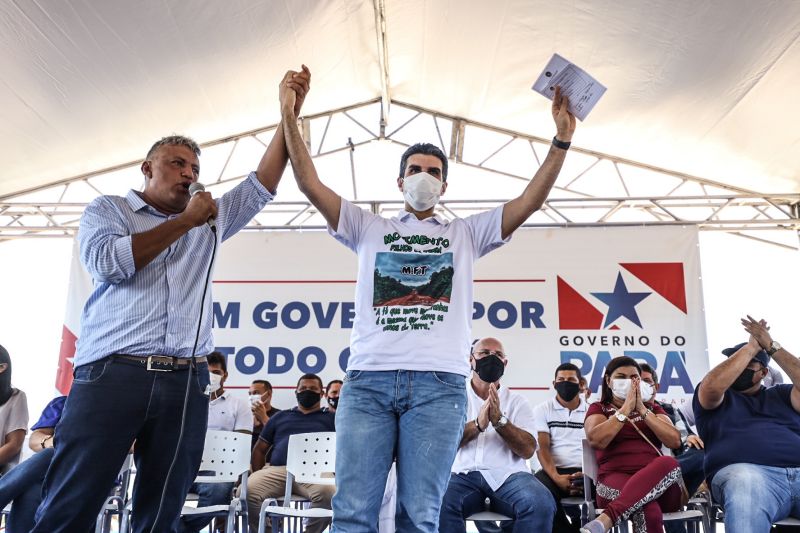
[187,182,216,232]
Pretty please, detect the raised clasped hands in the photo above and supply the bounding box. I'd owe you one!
[279,65,311,118]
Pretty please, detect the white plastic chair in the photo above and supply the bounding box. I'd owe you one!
[182,430,252,533]
[96,453,134,533]
[120,430,251,533]
[466,497,513,525]
[580,439,706,532]
[257,432,336,533]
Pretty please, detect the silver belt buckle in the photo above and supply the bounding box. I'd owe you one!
[146,355,173,372]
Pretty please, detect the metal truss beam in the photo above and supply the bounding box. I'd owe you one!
[2,99,798,248]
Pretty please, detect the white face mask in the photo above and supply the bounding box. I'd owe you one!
[249,394,262,406]
[611,378,631,400]
[402,172,442,211]
[640,381,655,402]
[611,378,653,401]
[207,373,222,393]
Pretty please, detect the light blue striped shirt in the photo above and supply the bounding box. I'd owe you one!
[75,172,272,366]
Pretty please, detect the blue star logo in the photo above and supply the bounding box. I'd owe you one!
[591,273,651,328]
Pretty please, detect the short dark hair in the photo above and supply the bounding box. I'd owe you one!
[251,379,272,392]
[207,351,227,373]
[296,373,323,391]
[600,356,642,404]
[399,143,448,181]
[326,379,343,392]
[554,362,582,381]
[639,363,659,384]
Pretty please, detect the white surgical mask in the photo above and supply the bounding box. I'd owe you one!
[207,373,222,393]
[640,381,655,402]
[611,378,631,400]
[403,172,442,211]
[611,378,653,401]
[249,394,262,406]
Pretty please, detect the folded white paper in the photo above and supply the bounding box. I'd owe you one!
[532,53,606,121]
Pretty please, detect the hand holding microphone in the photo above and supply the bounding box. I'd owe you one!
[186,183,217,232]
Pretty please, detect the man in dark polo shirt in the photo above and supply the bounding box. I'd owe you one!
[694,316,800,533]
[245,373,335,532]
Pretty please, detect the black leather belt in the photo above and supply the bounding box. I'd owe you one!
[115,354,207,372]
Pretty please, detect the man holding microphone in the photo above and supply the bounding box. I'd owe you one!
[31,67,311,533]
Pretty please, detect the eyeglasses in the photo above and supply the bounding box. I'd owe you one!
[473,349,505,359]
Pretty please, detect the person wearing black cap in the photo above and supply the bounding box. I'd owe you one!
[693,315,800,532]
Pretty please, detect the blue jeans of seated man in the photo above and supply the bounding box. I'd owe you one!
[0,447,54,533]
[331,370,467,533]
[439,471,556,533]
[179,477,235,533]
[31,357,210,533]
[712,463,800,533]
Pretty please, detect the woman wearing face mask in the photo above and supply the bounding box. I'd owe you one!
[580,356,684,533]
[0,346,29,476]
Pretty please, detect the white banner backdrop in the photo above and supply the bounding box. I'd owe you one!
[61,225,708,410]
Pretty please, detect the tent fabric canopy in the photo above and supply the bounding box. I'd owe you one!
[2,0,799,199]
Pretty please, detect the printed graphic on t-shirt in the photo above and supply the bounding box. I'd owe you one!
[373,251,453,331]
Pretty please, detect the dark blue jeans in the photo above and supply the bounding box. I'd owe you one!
[439,471,556,532]
[31,357,210,533]
[0,447,54,533]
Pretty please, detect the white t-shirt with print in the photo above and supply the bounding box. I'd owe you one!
[331,200,508,376]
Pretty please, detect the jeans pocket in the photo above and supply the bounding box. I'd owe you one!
[193,364,210,396]
[72,360,109,384]
[344,370,362,383]
[432,371,467,389]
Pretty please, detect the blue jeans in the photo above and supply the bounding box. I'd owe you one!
[179,477,235,533]
[439,471,556,533]
[331,370,467,533]
[0,447,54,533]
[31,357,210,533]
[712,463,800,533]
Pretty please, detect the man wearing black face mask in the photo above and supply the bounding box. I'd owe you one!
[694,316,800,532]
[532,363,587,533]
[440,338,555,531]
[324,379,343,413]
[245,374,336,533]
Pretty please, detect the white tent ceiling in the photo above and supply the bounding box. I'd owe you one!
[1,0,800,200]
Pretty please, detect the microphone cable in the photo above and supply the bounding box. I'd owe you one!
[150,222,217,533]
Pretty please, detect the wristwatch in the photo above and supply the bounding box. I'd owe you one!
[767,341,782,356]
[615,412,628,423]
[494,415,508,429]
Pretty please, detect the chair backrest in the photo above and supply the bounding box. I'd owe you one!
[285,432,336,484]
[581,438,599,516]
[195,430,251,483]
[582,438,598,483]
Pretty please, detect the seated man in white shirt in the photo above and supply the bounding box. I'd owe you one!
[439,337,555,532]
[180,352,251,533]
[533,363,587,533]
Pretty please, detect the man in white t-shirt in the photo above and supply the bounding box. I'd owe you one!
[180,352,250,533]
[439,337,555,531]
[533,362,588,533]
[278,67,577,532]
